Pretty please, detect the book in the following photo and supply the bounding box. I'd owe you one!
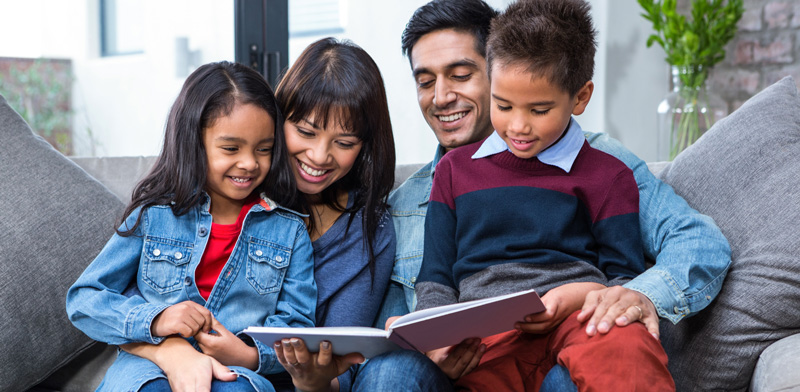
[244,288,545,358]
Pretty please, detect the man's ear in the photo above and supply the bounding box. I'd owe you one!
[571,81,594,116]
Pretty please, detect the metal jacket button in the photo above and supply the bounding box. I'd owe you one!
[184,277,192,286]
[175,252,183,260]
[255,250,263,256]
[199,227,208,237]
[153,249,161,257]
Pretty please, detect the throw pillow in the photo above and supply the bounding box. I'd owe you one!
[0,94,124,391]
[657,76,800,391]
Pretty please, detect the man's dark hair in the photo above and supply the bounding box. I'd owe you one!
[401,0,498,62]
[487,0,597,96]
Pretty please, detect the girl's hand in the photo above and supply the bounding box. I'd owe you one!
[123,337,238,392]
[151,300,213,338]
[195,317,259,370]
[425,338,485,380]
[577,285,660,339]
[516,282,606,334]
[275,337,364,392]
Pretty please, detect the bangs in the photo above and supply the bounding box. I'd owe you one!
[281,71,367,140]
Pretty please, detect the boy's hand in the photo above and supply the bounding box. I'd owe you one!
[151,300,213,338]
[426,338,485,380]
[275,337,364,392]
[577,286,660,339]
[195,317,259,370]
[516,282,606,334]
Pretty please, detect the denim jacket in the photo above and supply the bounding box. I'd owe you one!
[66,193,316,391]
[378,132,731,325]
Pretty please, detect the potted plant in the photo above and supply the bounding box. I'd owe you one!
[638,0,743,160]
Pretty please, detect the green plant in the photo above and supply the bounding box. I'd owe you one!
[639,0,743,159]
[0,59,74,154]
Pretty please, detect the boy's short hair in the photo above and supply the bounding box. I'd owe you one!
[401,0,498,62]
[487,0,597,96]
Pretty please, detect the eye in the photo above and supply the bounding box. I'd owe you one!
[496,104,511,112]
[257,146,273,154]
[296,127,314,137]
[452,73,472,81]
[221,146,239,152]
[532,109,551,115]
[336,139,360,149]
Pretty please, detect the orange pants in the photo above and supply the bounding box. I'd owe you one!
[455,311,675,392]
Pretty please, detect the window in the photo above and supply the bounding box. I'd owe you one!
[100,0,145,57]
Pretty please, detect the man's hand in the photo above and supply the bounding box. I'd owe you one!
[274,337,364,392]
[195,317,258,370]
[151,301,213,338]
[577,286,660,339]
[425,338,484,380]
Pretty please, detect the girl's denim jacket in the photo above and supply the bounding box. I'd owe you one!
[66,193,316,388]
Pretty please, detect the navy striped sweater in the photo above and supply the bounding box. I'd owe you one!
[416,139,645,310]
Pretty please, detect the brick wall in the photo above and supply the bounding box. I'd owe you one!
[708,0,800,111]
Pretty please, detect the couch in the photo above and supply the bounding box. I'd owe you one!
[2,76,798,392]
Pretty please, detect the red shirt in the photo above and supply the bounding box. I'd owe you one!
[196,198,259,300]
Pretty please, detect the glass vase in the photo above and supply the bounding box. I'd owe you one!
[656,66,728,161]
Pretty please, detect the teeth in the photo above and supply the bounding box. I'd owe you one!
[231,177,250,183]
[513,139,532,144]
[438,112,466,122]
[300,161,328,177]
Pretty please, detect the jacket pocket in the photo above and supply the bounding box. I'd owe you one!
[246,238,291,294]
[142,237,193,294]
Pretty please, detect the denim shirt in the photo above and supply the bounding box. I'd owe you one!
[66,193,317,391]
[379,132,731,325]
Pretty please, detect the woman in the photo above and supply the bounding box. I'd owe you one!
[121,38,449,392]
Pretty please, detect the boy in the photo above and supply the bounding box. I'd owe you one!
[415,0,676,390]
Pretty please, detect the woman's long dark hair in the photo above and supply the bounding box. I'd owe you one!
[118,61,301,235]
[276,38,396,274]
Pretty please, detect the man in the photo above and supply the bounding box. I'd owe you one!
[376,0,731,384]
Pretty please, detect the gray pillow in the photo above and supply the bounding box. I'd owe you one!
[0,94,124,391]
[658,76,800,391]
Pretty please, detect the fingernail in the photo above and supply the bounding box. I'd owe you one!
[598,321,609,331]
[322,341,331,349]
[282,339,291,346]
[290,338,301,347]
[652,333,659,340]
[586,324,596,335]
[618,316,629,324]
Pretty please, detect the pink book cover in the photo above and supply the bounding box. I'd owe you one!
[387,288,545,352]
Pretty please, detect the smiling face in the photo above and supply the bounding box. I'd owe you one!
[490,61,593,159]
[284,112,363,197]
[203,102,275,217]
[410,28,493,151]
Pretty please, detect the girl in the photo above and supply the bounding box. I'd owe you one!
[66,61,316,392]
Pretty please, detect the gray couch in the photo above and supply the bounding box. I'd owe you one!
[2,77,799,392]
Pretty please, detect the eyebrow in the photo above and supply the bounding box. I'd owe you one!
[215,136,274,144]
[412,59,480,78]
[491,93,556,106]
[298,118,360,138]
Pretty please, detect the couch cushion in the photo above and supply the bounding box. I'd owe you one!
[0,94,124,391]
[658,76,800,391]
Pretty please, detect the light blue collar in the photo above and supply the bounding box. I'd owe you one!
[471,117,585,173]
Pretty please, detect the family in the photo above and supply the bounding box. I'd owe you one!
[65,0,732,391]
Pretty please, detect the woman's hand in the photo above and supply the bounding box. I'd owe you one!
[122,337,237,392]
[151,300,213,338]
[275,337,364,392]
[425,338,484,380]
[577,285,660,339]
[195,317,259,370]
[516,282,606,334]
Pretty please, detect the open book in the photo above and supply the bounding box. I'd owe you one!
[244,288,544,358]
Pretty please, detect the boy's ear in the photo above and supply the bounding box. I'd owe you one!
[571,81,594,116]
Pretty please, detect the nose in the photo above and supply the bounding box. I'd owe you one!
[432,78,456,108]
[237,153,259,171]
[305,141,331,166]
[508,111,530,135]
